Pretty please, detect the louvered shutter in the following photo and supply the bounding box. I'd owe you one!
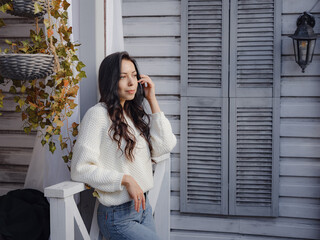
[228,0,280,216]
[180,0,229,214]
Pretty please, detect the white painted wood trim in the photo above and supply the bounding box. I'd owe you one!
[71,197,91,240]
[44,181,86,198]
[149,159,166,214]
[48,197,75,240]
[154,158,171,240]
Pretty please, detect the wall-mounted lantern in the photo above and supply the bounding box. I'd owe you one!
[289,12,318,73]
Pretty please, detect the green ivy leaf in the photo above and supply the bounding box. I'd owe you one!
[66,110,73,117]
[0,3,13,13]
[4,39,12,45]
[62,155,68,163]
[46,125,53,133]
[46,79,55,87]
[18,98,25,108]
[34,2,43,14]
[43,19,50,28]
[92,191,100,198]
[53,128,61,135]
[9,86,16,94]
[45,133,51,142]
[49,141,56,154]
[53,117,64,127]
[71,55,79,61]
[0,19,5,28]
[21,85,26,93]
[76,61,85,72]
[40,122,46,129]
[41,139,46,146]
[12,80,22,87]
[24,126,31,134]
[60,142,67,150]
[15,105,21,112]
[72,129,78,137]
[62,0,71,10]
[78,71,87,79]
[14,96,20,103]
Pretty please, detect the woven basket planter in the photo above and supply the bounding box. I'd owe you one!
[0,0,10,5]
[6,0,47,18]
[0,54,54,81]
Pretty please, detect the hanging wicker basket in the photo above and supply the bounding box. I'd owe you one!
[0,0,10,5]
[0,54,54,81]
[6,0,47,19]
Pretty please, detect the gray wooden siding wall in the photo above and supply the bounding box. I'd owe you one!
[123,0,320,239]
[0,12,37,196]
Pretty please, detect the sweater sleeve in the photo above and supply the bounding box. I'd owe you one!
[149,111,177,163]
[70,106,125,192]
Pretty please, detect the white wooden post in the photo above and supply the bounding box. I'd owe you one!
[152,158,171,240]
[45,181,90,240]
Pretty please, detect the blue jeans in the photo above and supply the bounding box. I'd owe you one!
[97,192,160,240]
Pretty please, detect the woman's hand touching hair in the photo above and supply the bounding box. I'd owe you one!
[121,174,146,212]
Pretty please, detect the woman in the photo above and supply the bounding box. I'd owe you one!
[70,51,176,240]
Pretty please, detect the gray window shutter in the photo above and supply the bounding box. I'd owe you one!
[180,0,229,214]
[228,0,281,216]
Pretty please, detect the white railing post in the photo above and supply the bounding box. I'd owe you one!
[45,181,90,240]
[49,196,75,240]
[151,158,171,240]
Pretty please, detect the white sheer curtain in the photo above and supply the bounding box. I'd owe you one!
[24,0,80,192]
[106,0,125,55]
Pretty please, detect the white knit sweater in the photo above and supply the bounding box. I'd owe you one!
[70,102,176,206]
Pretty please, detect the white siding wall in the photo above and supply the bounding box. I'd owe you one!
[122,0,320,239]
[0,12,36,195]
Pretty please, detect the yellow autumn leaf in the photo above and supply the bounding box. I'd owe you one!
[46,126,53,133]
[66,85,79,97]
[53,117,64,127]
[18,99,25,108]
[34,2,43,14]
[21,85,26,93]
[43,19,50,28]
[0,89,4,100]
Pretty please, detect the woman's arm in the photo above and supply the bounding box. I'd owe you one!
[70,106,125,192]
[138,74,177,163]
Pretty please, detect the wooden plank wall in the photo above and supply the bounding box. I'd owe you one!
[0,12,37,195]
[122,0,320,239]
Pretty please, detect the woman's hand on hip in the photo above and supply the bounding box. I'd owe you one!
[121,174,146,212]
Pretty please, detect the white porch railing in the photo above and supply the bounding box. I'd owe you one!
[44,158,170,240]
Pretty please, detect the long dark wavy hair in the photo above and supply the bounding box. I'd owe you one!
[98,51,152,162]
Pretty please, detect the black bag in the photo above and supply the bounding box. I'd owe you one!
[0,189,50,240]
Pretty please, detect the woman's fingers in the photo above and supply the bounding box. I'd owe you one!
[134,193,146,212]
[142,195,146,210]
[138,75,154,86]
[135,196,139,212]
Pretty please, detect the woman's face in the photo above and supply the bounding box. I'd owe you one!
[118,59,138,106]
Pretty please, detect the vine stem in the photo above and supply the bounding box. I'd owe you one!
[45,0,60,72]
[35,17,39,34]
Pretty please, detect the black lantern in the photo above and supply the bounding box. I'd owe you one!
[289,12,318,73]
